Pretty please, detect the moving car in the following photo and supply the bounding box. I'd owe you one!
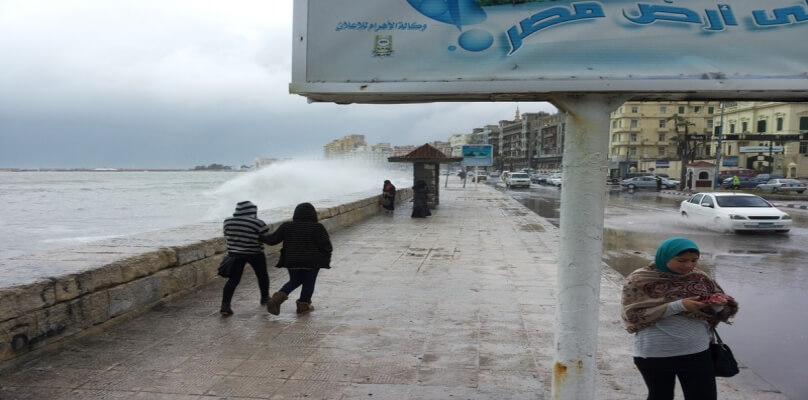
[755,178,806,193]
[505,172,531,188]
[679,192,792,233]
[620,175,678,190]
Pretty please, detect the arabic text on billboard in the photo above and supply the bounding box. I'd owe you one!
[293,0,808,101]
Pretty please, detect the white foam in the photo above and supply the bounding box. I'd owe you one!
[204,159,412,219]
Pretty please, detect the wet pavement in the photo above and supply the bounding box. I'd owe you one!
[515,184,808,399]
[0,182,790,399]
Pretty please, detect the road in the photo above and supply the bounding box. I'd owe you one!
[491,179,808,400]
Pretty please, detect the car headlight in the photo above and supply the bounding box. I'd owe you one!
[782,215,792,220]
[728,214,748,220]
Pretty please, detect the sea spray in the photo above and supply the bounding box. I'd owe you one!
[204,159,412,220]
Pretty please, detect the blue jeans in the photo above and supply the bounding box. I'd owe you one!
[280,269,320,302]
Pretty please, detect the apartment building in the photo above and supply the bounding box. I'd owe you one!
[715,102,808,178]
[608,101,720,180]
[609,101,808,180]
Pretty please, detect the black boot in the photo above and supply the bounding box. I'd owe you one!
[220,302,233,316]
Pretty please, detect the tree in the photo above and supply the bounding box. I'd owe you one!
[666,113,698,187]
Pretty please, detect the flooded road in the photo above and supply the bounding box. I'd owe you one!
[507,182,808,400]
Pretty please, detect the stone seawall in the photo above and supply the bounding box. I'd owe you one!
[0,189,412,370]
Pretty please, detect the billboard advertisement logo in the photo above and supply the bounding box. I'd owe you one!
[407,0,494,52]
[374,35,394,56]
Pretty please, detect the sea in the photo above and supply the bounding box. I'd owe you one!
[0,159,412,261]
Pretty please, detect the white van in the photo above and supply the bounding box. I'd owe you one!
[505,172,531,188]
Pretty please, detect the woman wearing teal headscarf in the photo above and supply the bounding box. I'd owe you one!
[621,237,739,400]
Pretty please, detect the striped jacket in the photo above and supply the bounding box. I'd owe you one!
[223,201,270,254]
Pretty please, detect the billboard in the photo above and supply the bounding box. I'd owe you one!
[291,0,808,103]
[740,146,784,153]
[461,144,493,167]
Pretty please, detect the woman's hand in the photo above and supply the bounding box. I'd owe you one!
[682,296,710,312]
[698,293,730,306]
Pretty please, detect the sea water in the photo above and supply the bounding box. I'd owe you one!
[0,159,412,260]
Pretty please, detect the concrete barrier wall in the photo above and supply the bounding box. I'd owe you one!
[0,189,412,369]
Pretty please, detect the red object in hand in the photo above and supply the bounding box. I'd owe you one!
[698,294,727,303]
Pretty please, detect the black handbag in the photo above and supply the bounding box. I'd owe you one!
[218,254,235,278]
[710,329,739,377]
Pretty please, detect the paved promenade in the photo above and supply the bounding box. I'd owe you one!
[0,182,788,399]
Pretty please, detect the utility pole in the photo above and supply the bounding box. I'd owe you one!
[712,102,725,190]
[552,94,630,400]
[624,120,631,177]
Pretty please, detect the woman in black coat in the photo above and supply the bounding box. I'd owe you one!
[263,202,332,315]
[411,180,431,218]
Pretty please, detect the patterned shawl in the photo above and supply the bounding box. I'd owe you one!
[621,265,739,333]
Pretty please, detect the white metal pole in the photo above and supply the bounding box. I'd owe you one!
[550,94,629,400]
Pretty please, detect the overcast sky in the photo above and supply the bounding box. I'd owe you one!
[0,0,556,169]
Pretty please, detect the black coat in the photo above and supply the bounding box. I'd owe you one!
[411,181,431,218]
[263,203,332,269]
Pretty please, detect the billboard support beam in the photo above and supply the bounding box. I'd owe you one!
[550,94,629,400]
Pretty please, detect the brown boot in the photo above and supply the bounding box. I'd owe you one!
[266,291,288,315]
[296,300,314,314]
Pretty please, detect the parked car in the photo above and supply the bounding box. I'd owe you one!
[530,173,548,184]
[505,172,531,188]
[753,173,784,182]
[679,192,792,233]
[720,177,759,189]
[620,175,678,190]
[548,173,563,186]
[755,178,807,193]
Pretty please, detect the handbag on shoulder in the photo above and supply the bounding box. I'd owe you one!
[710,329,739,377]
[218,254,235,278]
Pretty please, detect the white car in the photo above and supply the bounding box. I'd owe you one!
[679,192,792,233]
[620,175,679,190]
[505,172,531,188]
[755,178,806,193]
[548,173,563,186]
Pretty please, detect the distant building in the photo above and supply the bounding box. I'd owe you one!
[253,157,279,169]
[534,112,565,172]
[393,145,416,156]
[429,141,452,158]
[713,102,808,178]
[324,135,400,168]
[448,134,471,157]
[608,101,721,180]
[324,135,367,158]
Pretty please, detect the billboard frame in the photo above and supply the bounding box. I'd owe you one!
[291,0,808,104]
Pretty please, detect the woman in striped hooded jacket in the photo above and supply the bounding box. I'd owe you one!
[220,200,271,316]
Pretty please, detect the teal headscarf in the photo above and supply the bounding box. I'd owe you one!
[654,237,700,274]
